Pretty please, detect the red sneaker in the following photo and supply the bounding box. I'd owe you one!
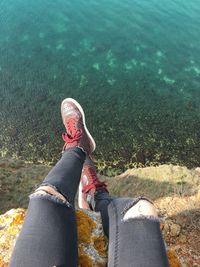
[61,98,96,155]
[78,157,108,209]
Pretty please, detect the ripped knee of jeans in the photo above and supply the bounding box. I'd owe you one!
[122,197,159,222]
[29,184,72,208]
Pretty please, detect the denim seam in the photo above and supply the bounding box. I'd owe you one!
[111,201,120,267]
[121,196,153,217]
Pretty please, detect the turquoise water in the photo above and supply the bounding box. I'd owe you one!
[0,0,200,172]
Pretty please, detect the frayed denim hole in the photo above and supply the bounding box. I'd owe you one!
[36,183,60,193]
[29,192,72,208]
[121,215,160,223]
[121,196,154,217]
[32,183,59,195]
[35,182,72,204]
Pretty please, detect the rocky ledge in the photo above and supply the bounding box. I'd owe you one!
[0,157,200,266]
[0,208,107,267]
[0,208,182,267]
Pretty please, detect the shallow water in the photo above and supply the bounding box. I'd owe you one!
[0,0,200,172]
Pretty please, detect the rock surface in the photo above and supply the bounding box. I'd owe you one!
[0,208,182,267]
[1,157,200,266]
[0,208,107,267]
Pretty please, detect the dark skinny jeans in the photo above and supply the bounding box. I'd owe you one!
[10,148,169,267]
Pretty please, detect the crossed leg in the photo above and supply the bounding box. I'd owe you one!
[91,192,169,267]
[10,148,85,267]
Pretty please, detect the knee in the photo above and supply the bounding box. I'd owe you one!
[31,185,67,203]
[123,199,158,221]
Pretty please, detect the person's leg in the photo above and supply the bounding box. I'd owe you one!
[10,148,85,267]
[78,157,114,238]
[10,98,96,267]
[107,197,169,267]
[78,157,169,267]
[91,190,114,238]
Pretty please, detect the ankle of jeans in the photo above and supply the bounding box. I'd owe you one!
[90,190,114,211]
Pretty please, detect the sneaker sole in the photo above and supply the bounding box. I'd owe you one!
[61,98,96,153]
[78,180,90,209]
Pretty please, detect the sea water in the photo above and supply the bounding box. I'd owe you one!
[0,0,200,173]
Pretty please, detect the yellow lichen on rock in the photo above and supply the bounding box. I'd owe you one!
[0,208,180,267]
[76,209,96,244]
[167,250,181,267]
[78,246,93,267]
[0,209,25,266]
[0,209,107,267]
[76,210,107,266]
[92,236,107,257]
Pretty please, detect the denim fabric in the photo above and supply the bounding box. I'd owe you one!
[42,147,85,205]
[10,197,78,267]
[90,190,115,238]
[10,147,85,267]
[107,198,169,267]
[10,147,169,267]
[91,191,169,266]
